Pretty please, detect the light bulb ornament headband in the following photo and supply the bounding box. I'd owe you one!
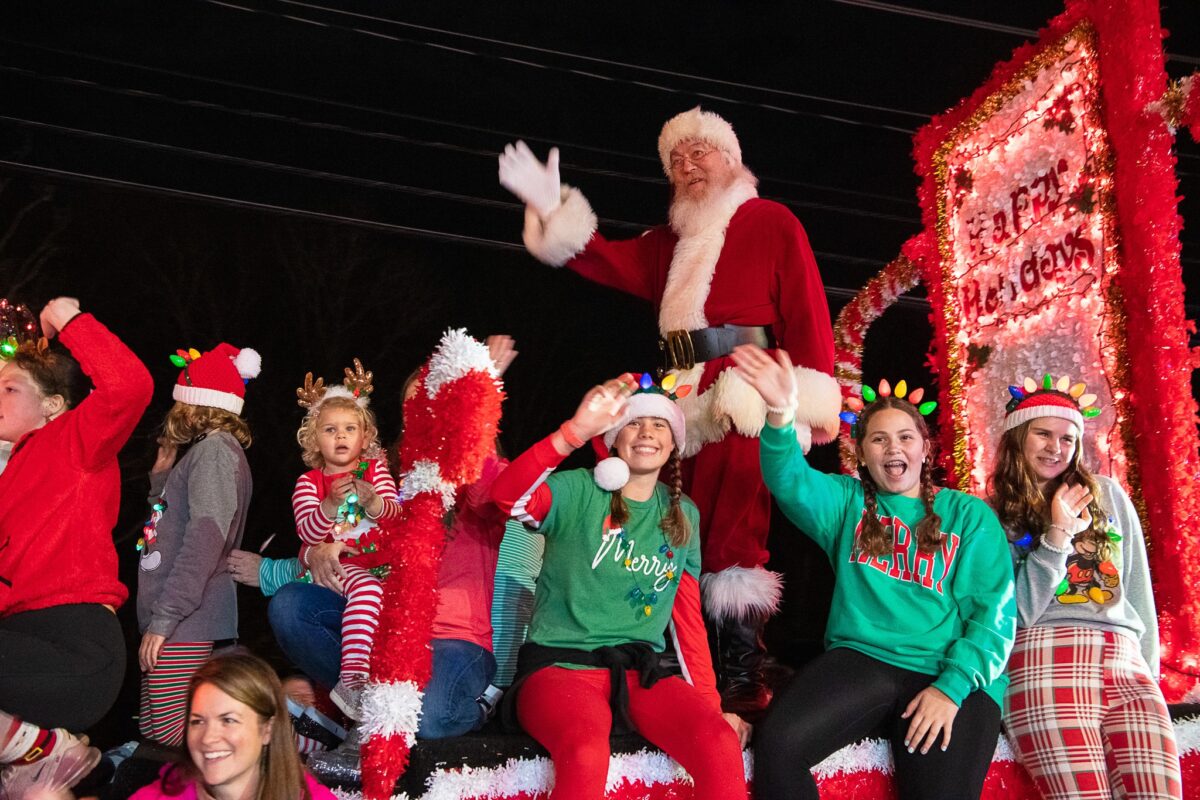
[1003,373,1100,433]
[838,378,938,439]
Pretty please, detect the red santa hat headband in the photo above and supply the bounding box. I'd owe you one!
[171,344,261,415]
[1003,373,1099,433]
[657,107,742,177]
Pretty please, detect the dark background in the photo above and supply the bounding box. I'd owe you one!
[1,0,1197,749]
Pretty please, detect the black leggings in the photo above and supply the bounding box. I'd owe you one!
[754,648,1001,800]
[0,604,126,730]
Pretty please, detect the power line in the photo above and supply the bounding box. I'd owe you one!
[0,66,922,225]
[195,0,919,135]
[827,0,1200,65]
[0,156,898,297]
[0,38,919,208]
[268,0,935,121]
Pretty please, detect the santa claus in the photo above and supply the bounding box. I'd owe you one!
[498,107,840,713]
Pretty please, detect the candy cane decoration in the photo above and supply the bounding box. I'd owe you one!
[360,329,504,800]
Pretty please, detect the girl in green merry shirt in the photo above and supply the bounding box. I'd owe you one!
[490,373,748,800]
[732,344,1015,800]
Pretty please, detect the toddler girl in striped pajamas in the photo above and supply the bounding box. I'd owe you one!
[136,343,260,747]
[291,360,400,720]
[988,375,1181,799]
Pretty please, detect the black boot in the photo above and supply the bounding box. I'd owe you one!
[716,611,773,718]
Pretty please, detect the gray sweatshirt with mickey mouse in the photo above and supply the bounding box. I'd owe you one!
[1008,475,1159,674]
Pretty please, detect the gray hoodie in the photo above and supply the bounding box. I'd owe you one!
[137,431,252,643]
[1009,475,1159,674]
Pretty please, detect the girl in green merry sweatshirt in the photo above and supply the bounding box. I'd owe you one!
[731,344,1015,800]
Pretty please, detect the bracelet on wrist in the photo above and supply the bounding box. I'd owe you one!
[765,403,797,416]
[558,420,586,449]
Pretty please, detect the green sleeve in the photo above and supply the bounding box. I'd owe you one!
[931,496,1017,704]
[259,556,302,598]
[683,500,702,579]
[759,421,858,554]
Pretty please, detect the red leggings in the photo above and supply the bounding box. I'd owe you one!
[517,667,747,800]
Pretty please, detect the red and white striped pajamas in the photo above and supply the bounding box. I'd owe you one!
[139,641,214,746]
[1004,626,1181,799]
[293,460,400,689]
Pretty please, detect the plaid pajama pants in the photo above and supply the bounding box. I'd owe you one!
[1004,626,1181,799]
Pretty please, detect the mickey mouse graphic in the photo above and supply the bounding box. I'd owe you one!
[1055,526,1121,605]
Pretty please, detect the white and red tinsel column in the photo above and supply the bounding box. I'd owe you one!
[359,329,503,800]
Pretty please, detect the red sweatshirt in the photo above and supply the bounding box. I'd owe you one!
[0,314,153,616]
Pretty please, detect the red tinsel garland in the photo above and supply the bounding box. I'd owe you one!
[911,0,1200,698]
[1084,0,1200,699]
[360,333,505,800]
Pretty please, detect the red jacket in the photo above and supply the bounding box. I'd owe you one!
[0,314,153,616]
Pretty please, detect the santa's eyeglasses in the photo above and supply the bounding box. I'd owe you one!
[668,148,716,170]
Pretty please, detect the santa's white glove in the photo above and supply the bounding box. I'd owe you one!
[498,140,562,219]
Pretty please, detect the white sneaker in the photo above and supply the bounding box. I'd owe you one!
[329,680,363,723]
[0,729,101,799]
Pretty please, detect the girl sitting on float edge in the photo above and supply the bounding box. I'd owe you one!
[988,375,1181,799]
[490,372,748,800]
[291,359,402,721]
[732,343,1015,800]
[0,298,154,797]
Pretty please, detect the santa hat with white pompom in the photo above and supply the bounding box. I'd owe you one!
[593,373,690,492]
[171,343,262,415]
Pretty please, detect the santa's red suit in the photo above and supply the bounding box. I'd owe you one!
[518,109,840,629]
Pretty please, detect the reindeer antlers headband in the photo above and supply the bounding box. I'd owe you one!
[296,358,375,414]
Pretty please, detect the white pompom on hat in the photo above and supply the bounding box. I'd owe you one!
[657,106,742,177]
[172,343,261,415]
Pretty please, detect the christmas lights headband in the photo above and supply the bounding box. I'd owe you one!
[838,378,937,439]
[296,357,375,414]
[0,299,44,362]
[600,372,692,450]
[595,372,693,492]
[1004,373,1099,432]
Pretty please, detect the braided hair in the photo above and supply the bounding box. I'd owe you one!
[854,396,943,558]
[608,448,692,548]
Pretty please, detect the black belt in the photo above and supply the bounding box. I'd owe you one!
[658,324,772,371]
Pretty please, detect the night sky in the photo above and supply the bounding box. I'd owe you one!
[2,0,1198,747]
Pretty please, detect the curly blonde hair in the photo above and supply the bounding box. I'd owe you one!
[296,396,381,469]
[160,401,251,448]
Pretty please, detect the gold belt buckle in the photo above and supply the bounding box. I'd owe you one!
[659,329,696,371]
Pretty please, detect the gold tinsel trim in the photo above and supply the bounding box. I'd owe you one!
[928,22,1139,491]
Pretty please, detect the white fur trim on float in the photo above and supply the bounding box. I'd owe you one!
[172,384,244,415]
[657,107,743,176]
[658,179,758,335]
[593,456,631,492]
[700,565,784,622]
[522,185,597,267]
[330,747,752,800]
[793,366,843,445]
[399,459,457,508]
[1177,714,1200,757]
[359,680,422,749]
[424,329,496,396]
[232,347,262,380]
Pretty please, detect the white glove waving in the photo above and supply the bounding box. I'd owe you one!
[499,140,562,219]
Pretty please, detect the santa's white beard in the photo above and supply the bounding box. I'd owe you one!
[668,175,759,237]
